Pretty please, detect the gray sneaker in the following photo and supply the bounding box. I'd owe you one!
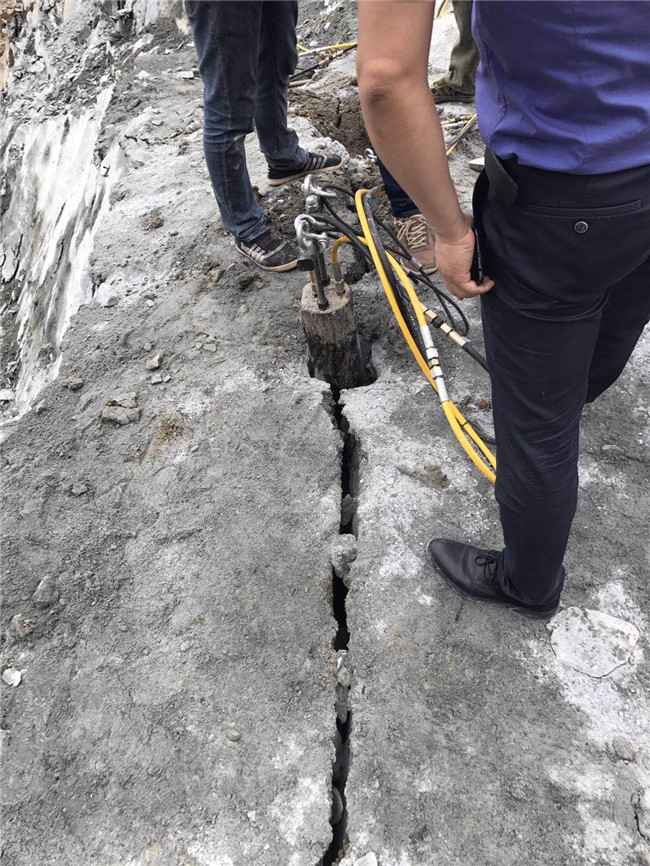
[235,230,298,272]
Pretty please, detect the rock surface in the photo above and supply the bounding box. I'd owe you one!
[1,2,649,865]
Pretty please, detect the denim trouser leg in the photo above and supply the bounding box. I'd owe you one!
[377,158,420,220]
[186,1,305,241]
[255,3,309,172]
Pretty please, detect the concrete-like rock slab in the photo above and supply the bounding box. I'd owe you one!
[548,607,640,678]
[340,372,650,866]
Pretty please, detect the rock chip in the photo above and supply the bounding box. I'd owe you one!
[33,575,59,608]
[147,214,164,229]
[112,392,138,409]
[0,389,15,402]
[102,394,141,425]
[64,377,84,391]
[146,354,162,370]
[102,405,141,425]
[354,855,378,866]
[71,483,88,496]
[7,615,32,641]
[331,534,357,584]
[227,730,241,743]
[548,607,639,678]
[2,667,21,688]
[610,736,635,763]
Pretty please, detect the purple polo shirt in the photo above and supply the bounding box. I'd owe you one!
[473,1,650,174]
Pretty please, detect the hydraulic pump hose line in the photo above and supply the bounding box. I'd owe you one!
[354,188,497,483]
[446,114,478,156]
[330,235,486,372]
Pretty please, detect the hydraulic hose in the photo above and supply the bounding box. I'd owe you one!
[354,188,497,483]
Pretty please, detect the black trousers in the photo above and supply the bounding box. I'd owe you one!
[476,158,650,605]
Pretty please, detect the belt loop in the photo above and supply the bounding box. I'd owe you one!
[485,148,519,208]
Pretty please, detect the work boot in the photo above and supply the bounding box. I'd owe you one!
[235,229,298,272]
[394,214,437,275]
[430,76,475,104]
[426,539,560,619]
[267,151,343,187]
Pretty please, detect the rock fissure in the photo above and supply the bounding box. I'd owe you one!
[320,387,357,865]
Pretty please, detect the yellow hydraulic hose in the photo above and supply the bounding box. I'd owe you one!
[351,190,497,483]
[446,113,477,156]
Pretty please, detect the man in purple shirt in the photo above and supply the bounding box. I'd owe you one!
[357,1,650,617]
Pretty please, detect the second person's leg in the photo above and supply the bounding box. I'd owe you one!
[377,158,437,274]
[186,1,266,241]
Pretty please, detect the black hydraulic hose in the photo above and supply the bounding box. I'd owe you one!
[463,342,489,373]
[306,210,373,263]
[373,213,470,336]
[321,180,470,337]
[315,181,488,371]
[362,187,428,356]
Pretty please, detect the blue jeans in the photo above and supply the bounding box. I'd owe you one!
[377,158,420,220]
[185,1,309,241]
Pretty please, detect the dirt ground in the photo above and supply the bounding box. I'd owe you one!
[1,3,649,865]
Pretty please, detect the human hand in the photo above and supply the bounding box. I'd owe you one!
[435,212,495,300]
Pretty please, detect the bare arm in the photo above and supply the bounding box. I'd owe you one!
[357,0,493,299]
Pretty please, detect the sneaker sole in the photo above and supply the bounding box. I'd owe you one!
[431,92,475,104]
[235,244,298,272]
[267,158,343,188]
[425,542,559,620]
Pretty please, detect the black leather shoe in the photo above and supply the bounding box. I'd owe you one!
[426,538,560,619]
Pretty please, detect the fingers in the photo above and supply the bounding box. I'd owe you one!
[442,275,495,300]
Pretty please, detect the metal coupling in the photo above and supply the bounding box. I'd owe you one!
[332,261,345,296]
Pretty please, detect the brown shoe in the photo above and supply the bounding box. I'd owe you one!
[394,214,437,275]
[430,76,475,104]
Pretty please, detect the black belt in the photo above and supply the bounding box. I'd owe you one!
[485,148,519,208]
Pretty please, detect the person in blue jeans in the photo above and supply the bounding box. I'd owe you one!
[185,0,343,272]
[185,0,436,275]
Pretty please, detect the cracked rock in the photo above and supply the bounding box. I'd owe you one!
[634,789,650,840]
[332,534,357,585]
[548,607,639,678]
[32,575,59,608]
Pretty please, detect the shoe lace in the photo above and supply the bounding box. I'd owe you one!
[475,551,500,583]
[396,214,430,252]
